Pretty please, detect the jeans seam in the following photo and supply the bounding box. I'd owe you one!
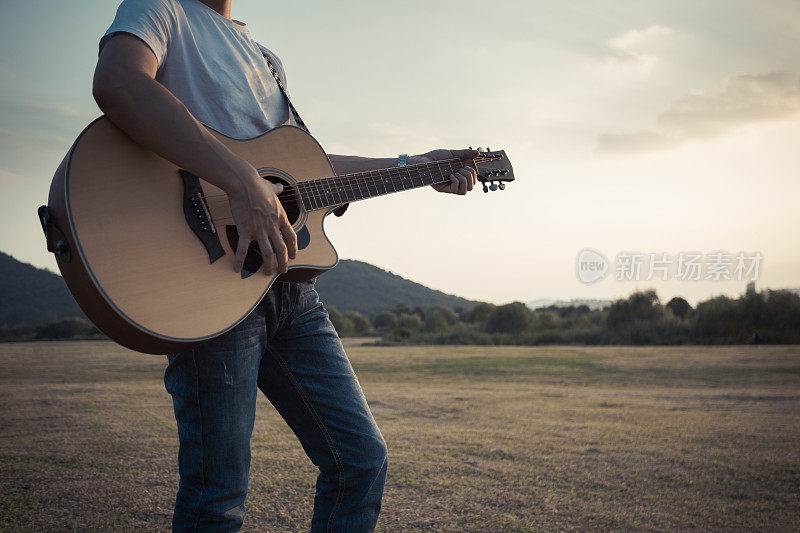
[273,284,299,334]
[191,350,206,532]
[292,284,326,322]
[264,345,346,533]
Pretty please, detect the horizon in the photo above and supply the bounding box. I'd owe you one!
[2,247,794,309]
[1,0,798,306]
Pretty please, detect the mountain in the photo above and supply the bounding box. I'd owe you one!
[0,251,83,327]
[0,253,475,327]
[527,298,611,311]
[313,259,476,316]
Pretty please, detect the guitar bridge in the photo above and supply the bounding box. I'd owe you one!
[179,169,225,264]
[193,192,217,234]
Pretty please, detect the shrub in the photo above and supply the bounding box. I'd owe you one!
[424,311,449,333]
[35,318,98,340]
[432,306,458,325]
[485,302,531,334]
[465,302,495,323]
[344,311,372,335]
[372,311,398,330]
[327,306,354,336]
[424,306,458,333]
[606,290,661,327]
[531,310,562,330]
[666,296,692,319]
[398,313,423,331]
[690,295,742,343]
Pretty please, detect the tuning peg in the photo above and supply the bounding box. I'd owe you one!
[487,147,491,152]
[477,147,484,153]
[469,146,473,150]
[489,182,498,191]
[482,183,489,193]
[499,183,505,190]
[500,170,508,175]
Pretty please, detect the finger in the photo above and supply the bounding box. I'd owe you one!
[447,174,458,193]
[451,148,480,160]
[258,234,276,275]
[453,173,466,195]
[458,169,474,191]
[269,227,289,274]
[466,166,477,187]
[281,220,298,260]
[270,181,284,195]
[234,232,251,272]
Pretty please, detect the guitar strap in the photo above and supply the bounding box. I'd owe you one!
[261,50,348,216]
[261,52,309,133]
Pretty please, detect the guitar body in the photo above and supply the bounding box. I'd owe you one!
[47,117,339,354]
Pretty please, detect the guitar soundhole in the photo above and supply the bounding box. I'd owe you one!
[267,176,300,226]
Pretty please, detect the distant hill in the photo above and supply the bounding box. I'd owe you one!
[0,251,83,327]
[314,259,477,316]
[527,298,611,311]
[0,253,476,327]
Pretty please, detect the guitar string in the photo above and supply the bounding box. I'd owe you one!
[198,157,475,203]
[200,159,470,206]
[208,174,460,224]
[200,162,472,215]
[198,156,499,207]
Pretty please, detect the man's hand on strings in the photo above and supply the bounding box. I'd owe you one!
[227,167,297,276]
[413,148,479,195]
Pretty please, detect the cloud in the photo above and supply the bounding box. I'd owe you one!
[0,168,24,181]
[605,25,673,70]
[597,130,678,154]
[0,127,72,151]
[17,100,82,118]
[597,71,800,154]
[658,72,800,136]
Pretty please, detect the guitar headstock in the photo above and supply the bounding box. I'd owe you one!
[473,148,514,192]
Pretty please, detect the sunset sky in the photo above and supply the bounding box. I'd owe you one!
[1,0,798,305]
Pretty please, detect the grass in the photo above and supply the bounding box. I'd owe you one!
[0,342,798,531]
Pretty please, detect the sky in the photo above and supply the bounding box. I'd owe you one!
[1,0,799,305]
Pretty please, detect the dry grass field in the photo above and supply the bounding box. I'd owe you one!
[0,342,798,532]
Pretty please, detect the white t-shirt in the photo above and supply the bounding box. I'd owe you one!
[100,0,292,139]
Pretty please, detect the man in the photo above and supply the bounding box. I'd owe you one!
[93,0,477,531]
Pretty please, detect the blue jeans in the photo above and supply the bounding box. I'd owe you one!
[164,281,387,532]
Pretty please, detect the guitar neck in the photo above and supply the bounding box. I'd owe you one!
[295,158,472,211]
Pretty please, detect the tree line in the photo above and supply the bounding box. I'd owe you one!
[2,288,798,345]
[327,288,800,345]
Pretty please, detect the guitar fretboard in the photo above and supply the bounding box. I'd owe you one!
[295,158,470,211]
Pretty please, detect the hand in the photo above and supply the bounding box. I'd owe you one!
[227,168,297,276]
[414,148,479,195]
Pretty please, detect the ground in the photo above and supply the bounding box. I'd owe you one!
[0,342,798,532]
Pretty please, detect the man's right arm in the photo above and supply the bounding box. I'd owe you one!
[92,33,296,274]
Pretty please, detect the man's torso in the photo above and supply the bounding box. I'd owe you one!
[102,0,290,139]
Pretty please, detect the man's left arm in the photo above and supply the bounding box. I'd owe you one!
[327,149,478,195]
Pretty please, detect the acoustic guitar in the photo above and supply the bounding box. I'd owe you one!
[39,118,514,354]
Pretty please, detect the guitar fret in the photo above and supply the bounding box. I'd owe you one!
[354,175,367,199]
[298,157,474,212]
[298,183,310,210]
[367,172,379,197]
[309,180,320,209]
[345,176,358,201]
[332,180,343,205]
